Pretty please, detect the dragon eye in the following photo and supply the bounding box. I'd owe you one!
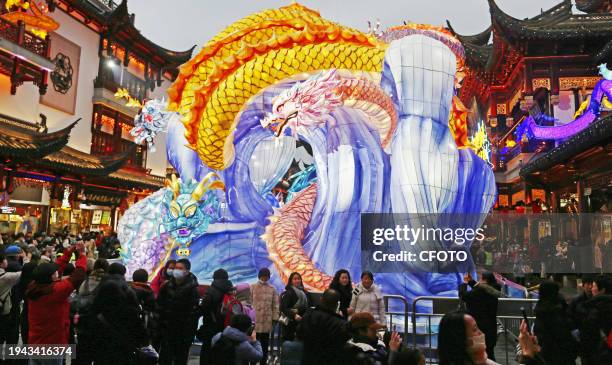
[276,103,284,112]
[169,201,180,218]
[183,204,197,218]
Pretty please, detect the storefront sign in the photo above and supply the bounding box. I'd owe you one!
[0,206,16,214]
[91,210,102,225]
[101,210,111,225]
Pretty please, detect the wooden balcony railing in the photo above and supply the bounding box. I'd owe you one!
[94,57,147,102]
[87,0,120,11]
[91,130,147,170]
[0,17,49,59]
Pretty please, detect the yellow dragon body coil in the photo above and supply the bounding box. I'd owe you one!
[167,3,387,170]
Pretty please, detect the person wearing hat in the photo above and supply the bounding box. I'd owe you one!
[2,245,23,350]
[250,267,279,364]
[343,312,388,364]
[297,289,351,365]
[4,245,23,270]
[0,253,22,349]
[198,268,233,365]
[26,243,86,346]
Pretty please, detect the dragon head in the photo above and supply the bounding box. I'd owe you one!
[130,98,176,152]
[161,173,225,256]
[260,69,343,137]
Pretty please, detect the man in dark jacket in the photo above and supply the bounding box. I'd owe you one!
[131,269,156,312]
[343,312,387,365]
[92,277,149,365]
[534,280,578,365]
[199,268,233,365]
[3,245,23,348]
[297,289,351,365]
[581,275,612,365]
[458,272,502,361]
[17,253,38,351]
[131,268,157,341]
[158,258,200,365]
[569,274,595,365]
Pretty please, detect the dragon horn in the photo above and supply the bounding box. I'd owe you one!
[165,174,180,199]
[191,172,222,201]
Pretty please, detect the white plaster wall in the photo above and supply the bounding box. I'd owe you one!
[0,9,100,154]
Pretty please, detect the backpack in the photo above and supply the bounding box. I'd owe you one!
[210,334,239,365]
[221,294,244,327]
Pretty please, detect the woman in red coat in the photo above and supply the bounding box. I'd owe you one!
[150,259,176,297]
[26,244,86,345]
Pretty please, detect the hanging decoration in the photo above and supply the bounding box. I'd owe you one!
[61,186,71,210]
[2,1,59,39]
[115,88,179,152]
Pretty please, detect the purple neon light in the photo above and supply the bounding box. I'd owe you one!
[527,78,611,140]
[526,111,596,140]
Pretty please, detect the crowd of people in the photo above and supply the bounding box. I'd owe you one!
[0,231,610,365]
[458,271,612,365]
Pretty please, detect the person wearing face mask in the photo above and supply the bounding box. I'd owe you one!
[151,259,176,297]
[330,269,353,319]
[26,244,86,350]
[438,311,498,365]
[157,258,200,365]
[438,311,545,365]
[349,271,386,326]
[250,267,279,364]
[459,272,503,361]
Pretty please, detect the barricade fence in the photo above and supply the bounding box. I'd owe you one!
[383,295,538,365]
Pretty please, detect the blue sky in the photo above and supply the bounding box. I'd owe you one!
[128,0,565,52]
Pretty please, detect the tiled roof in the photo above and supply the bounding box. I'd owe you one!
[0,113,76,159]
[41,146,129,176]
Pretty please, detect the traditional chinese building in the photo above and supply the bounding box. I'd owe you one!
[0,0,193,234]
[450,0,612,213]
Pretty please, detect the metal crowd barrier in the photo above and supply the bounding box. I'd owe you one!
[382,295,538,365]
